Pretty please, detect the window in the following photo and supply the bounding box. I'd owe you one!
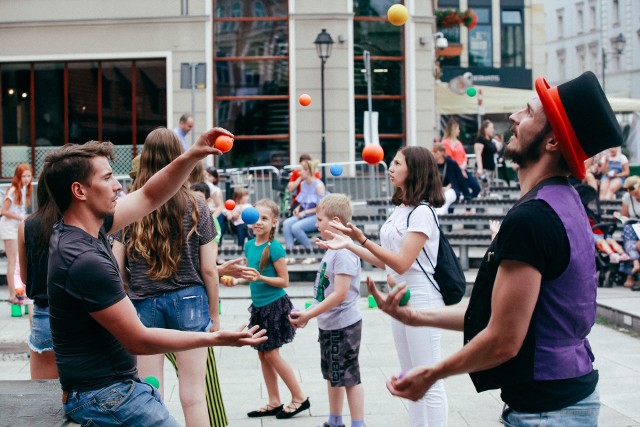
[354,0,405,163]
[557,9,564,39]
[576,3,584,33]
[468,7,492,67]
[0,59,166,177]
[213,0,289,168]
[501,9,524,67]
[557,50,566,82]
[589,1,597,30]
[612,0,619,25]
[576,45,586,71]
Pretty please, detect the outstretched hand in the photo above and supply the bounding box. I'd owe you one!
[218,257,245,277]
[327,220,365,242]
[315,230,351,250]
[211,324,267,347]
[386,365,439,401]
[366,276,414,325]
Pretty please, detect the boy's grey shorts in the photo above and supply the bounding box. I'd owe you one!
[318,319,362,387]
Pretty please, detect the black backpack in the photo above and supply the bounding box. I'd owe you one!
[407,203,466,305]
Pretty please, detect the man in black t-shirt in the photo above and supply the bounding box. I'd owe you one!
[44,130,267,426]
[367,72,622,426]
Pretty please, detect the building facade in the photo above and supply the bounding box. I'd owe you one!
[544,0,639,98]
[0,0,544,178]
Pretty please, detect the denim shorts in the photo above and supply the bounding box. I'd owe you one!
[500,387,600,427]
[132,285,211,332]
[28,304,53,353]
[64,378,180,426]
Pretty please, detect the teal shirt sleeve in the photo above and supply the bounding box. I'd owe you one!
[269,240,286,262]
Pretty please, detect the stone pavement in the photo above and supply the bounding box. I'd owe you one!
[1,284,640,426]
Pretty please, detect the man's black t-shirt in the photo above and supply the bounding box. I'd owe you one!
[467,187,598,412]
[48,216,137,391]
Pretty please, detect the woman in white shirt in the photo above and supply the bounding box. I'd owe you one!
[0,163,33,304]
[318,146,448,427]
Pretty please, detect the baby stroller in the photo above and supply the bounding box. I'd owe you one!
[574,184,628,287]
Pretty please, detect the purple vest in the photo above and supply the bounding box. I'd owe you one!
[466,181,596,391]
[532,184,596,380]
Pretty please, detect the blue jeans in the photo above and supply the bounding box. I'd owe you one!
[132,285,210,332]
[465,172,481,199]
[63,378,179,426]
[500,388,600,427]
[28,304,53,353]
[283,214,317,249]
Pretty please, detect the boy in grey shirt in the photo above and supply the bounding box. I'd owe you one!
[289,194,364,427]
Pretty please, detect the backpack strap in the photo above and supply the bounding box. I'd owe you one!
[407,202,441,294]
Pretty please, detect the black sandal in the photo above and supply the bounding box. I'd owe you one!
[247,403,283,417]
[275,397,310,419]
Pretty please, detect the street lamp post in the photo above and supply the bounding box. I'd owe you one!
[602,33,626,92]
[314,29,334,181]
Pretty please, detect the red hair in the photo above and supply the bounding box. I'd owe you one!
[9,163,33,206]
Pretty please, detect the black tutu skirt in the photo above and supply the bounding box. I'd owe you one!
[248,294,296,352]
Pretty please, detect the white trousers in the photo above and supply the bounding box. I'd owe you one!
[390,272,448,427]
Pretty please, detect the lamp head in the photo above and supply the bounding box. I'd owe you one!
[314,29,334,60]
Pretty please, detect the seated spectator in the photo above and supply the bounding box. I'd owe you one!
[283,160,325,264]
[287,153,321,214]
[442,119,480,199]
[617,176,640,290]
[431,143,470,215]
[599,147,629,200]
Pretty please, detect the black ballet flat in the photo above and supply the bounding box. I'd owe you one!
[247,403,283,417]
[275,397,310,419]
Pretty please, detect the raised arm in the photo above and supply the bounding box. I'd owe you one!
[110,128,229,233]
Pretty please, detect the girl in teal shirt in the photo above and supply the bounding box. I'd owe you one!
[223,199,310,419]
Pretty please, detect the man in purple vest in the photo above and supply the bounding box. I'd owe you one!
[368,71,621,426]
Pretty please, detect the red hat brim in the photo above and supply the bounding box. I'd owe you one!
[535,77,588,180]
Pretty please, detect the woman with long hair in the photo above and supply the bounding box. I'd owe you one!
[318,146,449,426]
[473,119,498,196]
[112,128,221,426]
[442,120,480,199]
[1,163,33,304]
[18,164,60,378]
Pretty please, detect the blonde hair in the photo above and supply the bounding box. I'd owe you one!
[232,187,249,203]
[317,194,352,225]
[254,199,280,272]
[624,176,640,191]
[301,159,319,176]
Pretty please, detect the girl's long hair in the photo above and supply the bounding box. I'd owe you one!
[443,120,459,142]
[125,128,200,280]
[7,163,33,206]
[32,163,60,252]
[255,199,280,272]
[391,146,445,208]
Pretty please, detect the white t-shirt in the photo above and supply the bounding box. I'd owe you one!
[314,246,362,330]
[379,204,439,281]
[622,192,640,219]
[205,182,222,212]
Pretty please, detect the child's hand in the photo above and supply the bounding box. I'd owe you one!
[240,267,260,282]
[207,315,220,332]
[289,309,309,328]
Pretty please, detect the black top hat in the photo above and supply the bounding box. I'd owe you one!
[535,71,622,179]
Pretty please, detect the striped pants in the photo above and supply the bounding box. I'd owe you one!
[166,348,228,427]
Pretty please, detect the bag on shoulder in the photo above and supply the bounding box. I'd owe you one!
[407,203,466,305]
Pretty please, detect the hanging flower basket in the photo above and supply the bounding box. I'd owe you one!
[436,8,478,30]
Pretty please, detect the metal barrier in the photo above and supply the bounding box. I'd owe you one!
[218,165,282,202]
[283,161,392,207]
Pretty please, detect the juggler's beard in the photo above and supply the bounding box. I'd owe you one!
[503,125,547,168]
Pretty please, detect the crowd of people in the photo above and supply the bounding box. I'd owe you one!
[1,71,631,427]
